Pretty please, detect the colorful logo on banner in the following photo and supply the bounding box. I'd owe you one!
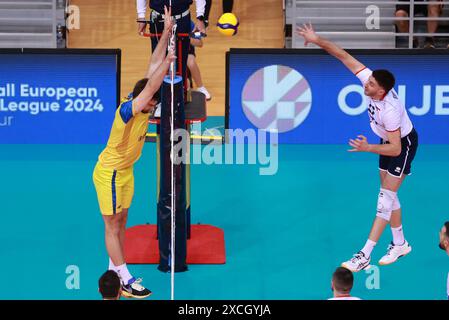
[241,65,312,133]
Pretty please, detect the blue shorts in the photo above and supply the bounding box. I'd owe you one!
[379,128,418,178]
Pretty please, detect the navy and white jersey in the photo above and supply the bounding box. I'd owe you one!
[137,0,206,18]
[356,67,414,141]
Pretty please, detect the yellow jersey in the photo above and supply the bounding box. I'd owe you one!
[98,97,150,170]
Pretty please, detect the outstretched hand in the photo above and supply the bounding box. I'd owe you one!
[296,23,319,46]
[163,5,174,33]
[165,49,176,64]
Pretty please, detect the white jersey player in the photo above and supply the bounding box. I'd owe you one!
[297,24,419,272]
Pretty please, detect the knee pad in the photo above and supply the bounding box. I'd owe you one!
[376,188,397,221]
[392,195,401,211]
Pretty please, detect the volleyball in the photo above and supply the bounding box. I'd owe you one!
[217,13,239,36]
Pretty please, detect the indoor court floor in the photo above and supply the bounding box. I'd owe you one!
[1,122,448,300]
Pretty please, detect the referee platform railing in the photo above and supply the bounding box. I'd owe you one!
[285,0,449,49]
[0,0,67,48]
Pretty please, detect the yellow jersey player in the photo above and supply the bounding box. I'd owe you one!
[93,6,175,299]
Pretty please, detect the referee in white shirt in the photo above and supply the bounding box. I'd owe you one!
[136,0,206,96]
[297,24,419,272]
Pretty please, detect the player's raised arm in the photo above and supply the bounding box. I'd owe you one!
[296,23,365,75]
[134,49,176,113]
[145,6,174,79]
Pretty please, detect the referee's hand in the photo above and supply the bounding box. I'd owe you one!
[194,20,206,35]
[137,21,146,36]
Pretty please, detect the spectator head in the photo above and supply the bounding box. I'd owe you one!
[332,267,354,296]
[365,69,395,98]
[439,221,449,254]
[99,270,121,300]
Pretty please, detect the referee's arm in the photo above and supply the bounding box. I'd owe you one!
[195,0,206,18]
[136,0,147,34]
[194,0,207,33]
[136,0,147,19]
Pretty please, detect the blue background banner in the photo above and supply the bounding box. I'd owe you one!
[0,51,119,144]
[228,50,449,144]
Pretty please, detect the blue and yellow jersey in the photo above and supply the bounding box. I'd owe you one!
[98,95,150,170]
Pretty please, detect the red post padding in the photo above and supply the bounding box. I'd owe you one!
[124,224,226,264]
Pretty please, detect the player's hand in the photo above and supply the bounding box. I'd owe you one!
[194,20,206,35]
[165,49,176,64]
[137,21,146,36]
[348,135,371,152]
[163,5,174,33]
[296,23,319,46]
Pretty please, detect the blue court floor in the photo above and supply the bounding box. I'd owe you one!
[0,141,448,300]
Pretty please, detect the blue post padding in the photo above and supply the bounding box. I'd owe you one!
[157,76,188,273]
[163,75,183,84]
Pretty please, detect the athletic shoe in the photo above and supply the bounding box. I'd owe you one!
[341,251,371,272]
[378,241,412,266]
[196,87,211,101]
[121,277,152,299]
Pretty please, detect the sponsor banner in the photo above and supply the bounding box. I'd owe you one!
[0,51,119,144]
[228,50,449,144]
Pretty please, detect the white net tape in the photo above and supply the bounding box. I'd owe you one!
[167,8,177,301]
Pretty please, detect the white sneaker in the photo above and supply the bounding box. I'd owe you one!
[341,251,371,272]
[196,87,211,101]
[379,241,412,266]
